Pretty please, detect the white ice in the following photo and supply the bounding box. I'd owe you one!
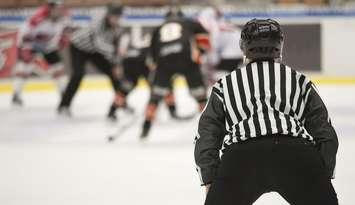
[0,82,354,205]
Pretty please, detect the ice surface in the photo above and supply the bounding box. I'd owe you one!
[0,84,354,205]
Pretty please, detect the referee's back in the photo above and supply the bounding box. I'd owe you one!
[217,60,314,147]
[194,19,338,205]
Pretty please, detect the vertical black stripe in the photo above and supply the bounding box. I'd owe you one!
[246,63,261,137]
[303,82,313,100]
[217,79,223,90]
[299,82,313,123]
[234,124,242,142]
[235,70,251,117]
[280,64,292,133]
[225,111,234,129]
[284,114,293,134]
[219,78,234,129]
[235,69,251,138]
[257,62,273,135]
[226,75,243,121]
[295,75,306,116]
[289,69,297,117]
[279,64,287,112]
[268,61,283,133]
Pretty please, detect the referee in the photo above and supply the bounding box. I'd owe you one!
[194,19,338,205]
[58,4,126,116]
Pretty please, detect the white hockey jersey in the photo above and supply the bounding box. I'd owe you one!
[197,7,243,65]
[17,5,70,53]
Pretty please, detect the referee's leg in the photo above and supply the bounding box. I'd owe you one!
[273,138,338,205]
[59,45,86,108]
[205,141,271,205]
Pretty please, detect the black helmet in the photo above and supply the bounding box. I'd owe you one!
[106,3,123,16]
[47,0,63,6]
[165,7,184,20]
[240,19,284,60]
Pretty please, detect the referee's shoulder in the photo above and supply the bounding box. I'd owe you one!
[283,63,312,83]
[216,64,245,83]
[211,65,242,96]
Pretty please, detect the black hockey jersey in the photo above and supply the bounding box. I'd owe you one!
[149,18,208,64]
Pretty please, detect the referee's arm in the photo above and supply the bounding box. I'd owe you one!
[194,87,226,186]
[303,83,339,179]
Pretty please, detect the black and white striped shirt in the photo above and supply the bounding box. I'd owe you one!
[216,60,313,148]
[71,19,122,64]
[194,60,338,185]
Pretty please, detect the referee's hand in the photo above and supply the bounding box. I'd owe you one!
[205,184,211,195]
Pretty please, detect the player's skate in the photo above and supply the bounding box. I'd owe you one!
[107,104,135,122]
[107,105,118,121]
[57,106,72,117]
[139,120,151,140]
[12,93,23,106]
[167,105,177,118]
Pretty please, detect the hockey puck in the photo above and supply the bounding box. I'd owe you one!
[107,136,115,142]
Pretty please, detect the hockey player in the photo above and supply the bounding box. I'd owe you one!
[194,19,338,205]
[58,4,125,116]
[107,30,182,121]
[214,19,243,73]
[12,0,70,106]
[139,8,210,138]
[197,7,243,79]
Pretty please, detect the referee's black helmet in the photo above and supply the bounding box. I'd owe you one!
[240,19,284,60]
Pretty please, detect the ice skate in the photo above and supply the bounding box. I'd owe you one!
[12,93,23,106]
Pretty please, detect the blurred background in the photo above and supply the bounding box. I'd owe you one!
[0,0,354,205]
[1,0,355,77]
[1,0,355,7]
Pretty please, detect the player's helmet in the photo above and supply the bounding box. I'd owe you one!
[47,0,63,6]
[240,19,284,60]
[165,7,184,20]
[106,3,123,16]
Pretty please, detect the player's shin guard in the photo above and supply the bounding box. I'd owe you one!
[108,78,136,121]
[49,63,67,95]
[54,75,67,96]
[141,120,152,140]
[108,91,128,121]
[140,99,159,139]
[108,103,118,121]
[11,61,33,106]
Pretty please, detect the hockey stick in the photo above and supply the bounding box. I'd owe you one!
[107,113,139,142]
[171,112,197,121]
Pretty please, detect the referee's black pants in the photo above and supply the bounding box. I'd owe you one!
[205,135,338,205]
[59,44,120,107]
